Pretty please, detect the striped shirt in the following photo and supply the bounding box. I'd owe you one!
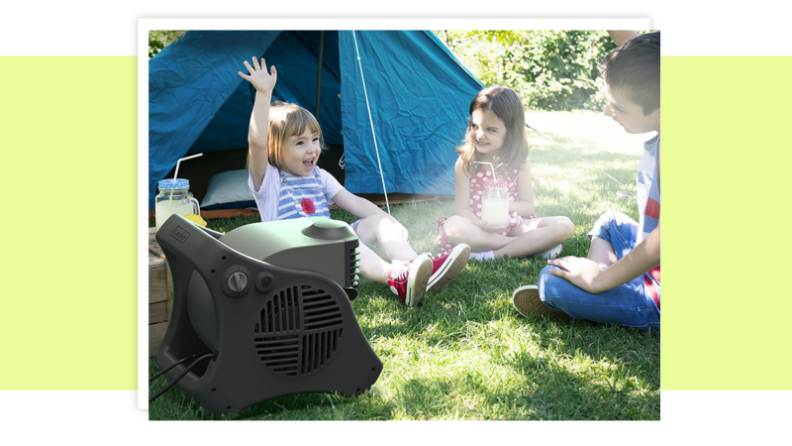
[276,168,332,220]
[637,135,661,311]
[248,163,343,223]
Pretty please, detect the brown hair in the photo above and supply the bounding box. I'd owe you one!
[249,101,325,170]
[457,86,529,177]
[598,32,660,116]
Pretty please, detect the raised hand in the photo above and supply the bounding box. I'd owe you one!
[238,57,277,94]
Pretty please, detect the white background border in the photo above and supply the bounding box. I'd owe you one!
[3,1,792,55]
[1,391,790,444]
[2,0,790,442]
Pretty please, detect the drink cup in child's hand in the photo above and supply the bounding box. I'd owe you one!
[481,179,510,227]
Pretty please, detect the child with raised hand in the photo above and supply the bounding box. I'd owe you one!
[512,31,661,332]
[436,85,574,261]
[238,57,470,307]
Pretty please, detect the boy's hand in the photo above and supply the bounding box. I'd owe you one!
[238,57,277,93]
[547,256,606,294]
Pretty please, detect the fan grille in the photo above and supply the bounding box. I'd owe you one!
[302,288,343,330]
[255,286,300,334]
[301,328,343,375]
[254,334,300,376]
[254,285,344,376]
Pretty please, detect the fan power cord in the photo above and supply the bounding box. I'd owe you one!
[149,353,216,404]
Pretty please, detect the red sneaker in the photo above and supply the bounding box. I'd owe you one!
[387,256,432,307]
[425,243,470,294]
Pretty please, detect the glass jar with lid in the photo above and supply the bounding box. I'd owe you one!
[155,179,200,230]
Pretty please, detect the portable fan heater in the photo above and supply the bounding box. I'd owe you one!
[154,214,382,417]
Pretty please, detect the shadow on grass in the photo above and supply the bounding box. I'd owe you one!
[515,316,660,385]
[394,352,659,420]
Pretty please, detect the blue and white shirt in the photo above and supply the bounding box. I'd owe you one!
[248,163,343,222]
[637,135,660,244]
[636,135,661,311]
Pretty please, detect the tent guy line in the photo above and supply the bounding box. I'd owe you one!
[352,30,390,215]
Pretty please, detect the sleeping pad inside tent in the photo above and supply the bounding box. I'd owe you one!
[148,30,484,212]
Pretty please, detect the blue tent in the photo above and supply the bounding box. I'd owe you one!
[148,30,484,208]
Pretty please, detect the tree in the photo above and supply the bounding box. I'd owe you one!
[434,30,626,111]
[149,30,186,59]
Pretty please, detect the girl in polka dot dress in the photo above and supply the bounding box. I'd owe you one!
[437,86,574,261]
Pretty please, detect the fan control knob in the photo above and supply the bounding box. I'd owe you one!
[222,266,251,297]
[228,272,248,292]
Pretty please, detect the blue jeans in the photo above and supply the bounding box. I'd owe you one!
[538,211,660,332]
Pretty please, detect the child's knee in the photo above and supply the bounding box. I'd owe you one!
[359,214,390,234]
[442,216,467,239]
[354,215,390,245]
[556,216,574,240]
[596,210,628,228]
[590,210,636,244]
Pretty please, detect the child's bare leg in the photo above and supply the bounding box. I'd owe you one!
[588,236,617,269]
[493,216,574,259]
[353,214,418,261]
[442,215,515,253]
[357,243,391,284]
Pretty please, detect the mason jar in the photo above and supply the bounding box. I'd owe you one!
[481,178,509,227]
[155,179,200,230]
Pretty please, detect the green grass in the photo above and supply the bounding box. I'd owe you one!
[149,111,659,420]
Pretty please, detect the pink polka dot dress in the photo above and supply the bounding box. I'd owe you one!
[436,164,536,252]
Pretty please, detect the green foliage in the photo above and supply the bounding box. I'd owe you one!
[435,30,620,111]
[149,30,185,59]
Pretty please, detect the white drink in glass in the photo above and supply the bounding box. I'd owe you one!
[481,196,510,226]
[156,198,197,230]
[155,180,200,231]
[481,179,509,227]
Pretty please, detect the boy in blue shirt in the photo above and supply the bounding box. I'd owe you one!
[512,31,661,332]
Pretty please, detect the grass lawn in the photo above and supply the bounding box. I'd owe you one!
[149,110,659,420]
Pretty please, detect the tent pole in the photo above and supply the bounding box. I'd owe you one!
[315,31,325,122]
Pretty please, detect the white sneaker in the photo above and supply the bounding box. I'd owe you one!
[535,244,563,260]
[469,250,495,261]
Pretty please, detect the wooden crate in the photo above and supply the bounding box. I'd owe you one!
[149,228,174,356]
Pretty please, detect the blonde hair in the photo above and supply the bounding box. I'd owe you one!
[457,86,529,177]
[249,101,325,170]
